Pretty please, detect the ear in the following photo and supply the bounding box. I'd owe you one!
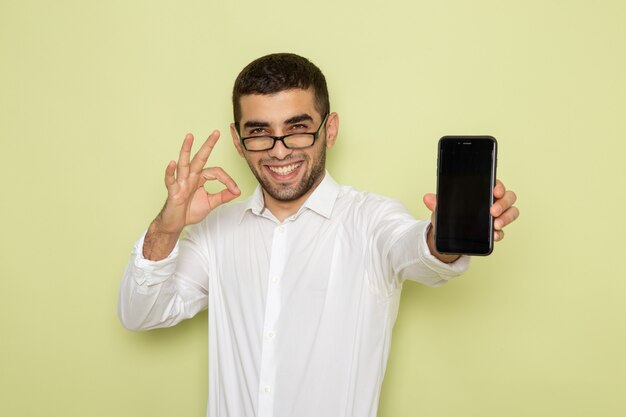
[230,123,245,158]
[324,112,339,149]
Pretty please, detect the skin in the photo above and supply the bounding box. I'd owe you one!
[229,89,338,222]
[142,88,519,262]
[142,130,241,261]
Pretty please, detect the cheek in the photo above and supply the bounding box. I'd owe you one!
[310,146,326,164]
[243,155,262,170]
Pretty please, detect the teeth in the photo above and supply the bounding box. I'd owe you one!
[269,163,301,176]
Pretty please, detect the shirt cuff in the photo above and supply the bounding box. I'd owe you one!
[129,231,180,286]
[418,224,471,281]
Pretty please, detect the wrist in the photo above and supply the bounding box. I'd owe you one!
[148,215,182,238]
[427,223,461,264]
[143,219,181,261]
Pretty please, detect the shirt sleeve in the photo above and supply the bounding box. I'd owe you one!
[117,222,211,331]
[388,220,470,287]
[366,196,470,290]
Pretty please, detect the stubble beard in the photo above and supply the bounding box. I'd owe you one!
[247,148,326,202]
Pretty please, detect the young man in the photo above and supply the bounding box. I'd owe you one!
[118,53,519,417]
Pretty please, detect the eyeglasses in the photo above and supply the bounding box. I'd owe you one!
[236,114,328,152]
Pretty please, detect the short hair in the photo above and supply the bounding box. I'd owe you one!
[232,53,330,123]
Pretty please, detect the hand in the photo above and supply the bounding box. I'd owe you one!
[423,180,519,261]
[489,180,519,241]
[143,131,241,260]
[157,131,240,233]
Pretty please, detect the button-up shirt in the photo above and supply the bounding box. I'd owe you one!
[118,173,469,417]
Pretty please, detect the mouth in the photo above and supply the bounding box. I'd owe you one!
[265,161,304,180]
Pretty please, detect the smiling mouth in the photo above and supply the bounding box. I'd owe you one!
[267,162,303,176]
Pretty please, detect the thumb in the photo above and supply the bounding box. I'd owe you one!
[423,193,437,213]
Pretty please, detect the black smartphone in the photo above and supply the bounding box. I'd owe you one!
[435,136,497,255]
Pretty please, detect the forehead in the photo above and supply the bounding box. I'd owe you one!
[238,88,319,123]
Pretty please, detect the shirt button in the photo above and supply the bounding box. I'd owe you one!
[268,331,276,339]
[264,385,271,393]
[271,276,280,284]
[277,226,285,233]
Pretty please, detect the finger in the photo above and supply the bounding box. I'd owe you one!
[494,206,520,230]
[208,188,241,209]
[491,190,518,217]
[493,179,506,199]
[201,167,241,210]
[190,130,220,174]
[422,193,437,213]
[164,160,177,188]
[494,229,505,242]
[176,133,194,180]
[200,167,241,195]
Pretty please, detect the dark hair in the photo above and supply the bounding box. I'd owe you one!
[232,53,330,122]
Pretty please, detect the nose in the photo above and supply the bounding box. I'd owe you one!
[267,138,293,160]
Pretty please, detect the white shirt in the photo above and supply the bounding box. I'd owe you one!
[118,173,469,417]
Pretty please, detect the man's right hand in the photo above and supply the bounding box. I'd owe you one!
[143,131,241,260]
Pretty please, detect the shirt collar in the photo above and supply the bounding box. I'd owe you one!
[301,171,340,219]
[239,171,340,224]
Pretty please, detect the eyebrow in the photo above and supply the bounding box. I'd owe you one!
[242,120,270,129]
[242,113,314,130]
[284,113,314,125]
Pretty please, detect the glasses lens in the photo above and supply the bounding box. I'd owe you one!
[244,137,274,151]
[244,134,315,151]
[284,134,315,149]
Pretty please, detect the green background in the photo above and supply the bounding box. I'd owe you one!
[1,0,625,416]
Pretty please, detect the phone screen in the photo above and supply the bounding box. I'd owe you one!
[435,136,497,255]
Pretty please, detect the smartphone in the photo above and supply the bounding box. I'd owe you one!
[435,136,497,255]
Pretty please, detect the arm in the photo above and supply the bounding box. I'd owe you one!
[388,220,471,288]
[365,197,469,290]
[380,179,519,288]
[118,224,211,331]
[143,131,240,261]
[118,131,240,330]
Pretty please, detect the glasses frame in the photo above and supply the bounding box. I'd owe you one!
[236,113,329,152]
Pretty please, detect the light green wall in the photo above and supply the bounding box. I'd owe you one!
[1,0,625,416]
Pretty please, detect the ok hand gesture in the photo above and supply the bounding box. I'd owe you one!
[144,131,241,260]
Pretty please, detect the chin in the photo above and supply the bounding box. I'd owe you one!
[247,147,327,203]
[263,179,311,202]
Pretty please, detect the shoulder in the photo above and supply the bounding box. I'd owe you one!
[187,195,254,237]
[332,184,420,253]
[331,184,416,239]
[209,197,253,225]
[335,184,410,216]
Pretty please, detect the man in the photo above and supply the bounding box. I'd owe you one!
[118,53,519,417]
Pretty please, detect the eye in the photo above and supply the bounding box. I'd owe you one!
[248,128,267,136]
[289,124,309,131]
